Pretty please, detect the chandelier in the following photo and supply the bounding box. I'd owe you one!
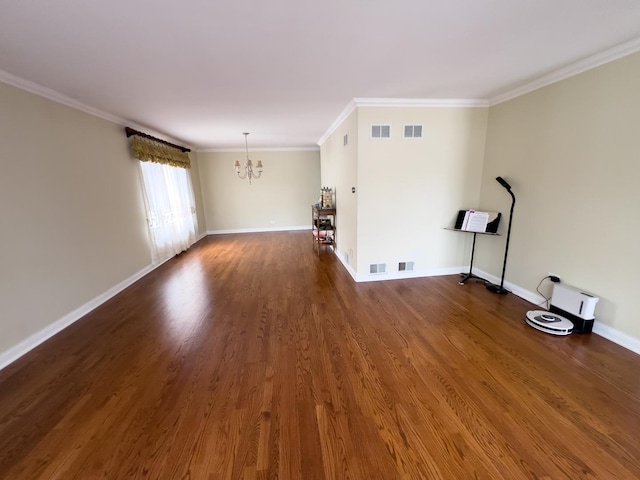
[234,132,263,184]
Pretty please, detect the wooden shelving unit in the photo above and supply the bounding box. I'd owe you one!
[311,205,336,253]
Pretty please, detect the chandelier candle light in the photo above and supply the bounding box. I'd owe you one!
[234,132,263,184]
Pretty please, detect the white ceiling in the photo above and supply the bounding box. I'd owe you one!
[1,0,640,149]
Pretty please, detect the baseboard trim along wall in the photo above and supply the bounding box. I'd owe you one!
[2,243,636,372]
[0,261,159,371]
[334,255,640,356]
[333,249,465,283]
[334,248,357,281]
[474,268,640,356]
[0,232,208,372]
[207,226,310,235]
[354,266,465,283]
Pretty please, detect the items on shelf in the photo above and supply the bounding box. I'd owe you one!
[313,230,334,244]
[320,187,334,208]
[312,204,336,253]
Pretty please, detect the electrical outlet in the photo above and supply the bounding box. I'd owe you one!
[548,272,561,282]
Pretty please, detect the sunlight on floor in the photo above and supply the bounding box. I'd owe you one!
[160,257,210,344]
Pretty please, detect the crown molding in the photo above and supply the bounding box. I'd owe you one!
[353,97,489,108]
[198,146,320,153]
[6,33,640,151]
[0,68,129,124]
[317,99,358,146]
[0,68,192,149]
[317,97,488,146]
[490,36,640,106]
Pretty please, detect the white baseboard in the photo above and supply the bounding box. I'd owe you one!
[332,249,464,283]
[473,268,547,307]
[207,226,309,235]
[0,261,164,371]
[0,234,212,372]
[334,261,640,355]
[354,266,465,283]
[3,252,636,372]
[474,268,640,356]
[592,323,640,355]
[333,248,357,281]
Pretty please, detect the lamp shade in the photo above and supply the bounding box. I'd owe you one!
[496,176,512,191]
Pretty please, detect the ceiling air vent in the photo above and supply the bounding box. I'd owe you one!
[371,124,391,139]
[404,125,423,138]
[370,263,387,274]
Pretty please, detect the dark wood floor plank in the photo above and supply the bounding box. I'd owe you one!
[0,231,639,479]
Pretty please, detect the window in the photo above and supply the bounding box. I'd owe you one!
[129,134,198,263]
[404,125,423,138]
[139,161,198,263]
[370,124,391,139]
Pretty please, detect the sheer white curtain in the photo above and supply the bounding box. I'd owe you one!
[139,161,198,263]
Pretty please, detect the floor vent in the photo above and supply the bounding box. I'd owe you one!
[398,261,414,272]
[370,263,387,274]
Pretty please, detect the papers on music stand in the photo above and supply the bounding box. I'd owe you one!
[461,210,490,232]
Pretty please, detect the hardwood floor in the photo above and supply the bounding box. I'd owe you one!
[1,231,639,479]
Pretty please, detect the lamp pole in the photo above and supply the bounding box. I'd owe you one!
[486,176,515,294]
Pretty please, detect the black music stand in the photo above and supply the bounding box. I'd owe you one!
[446,210,501,285]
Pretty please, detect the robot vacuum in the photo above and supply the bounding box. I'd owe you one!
[525,310,573,336]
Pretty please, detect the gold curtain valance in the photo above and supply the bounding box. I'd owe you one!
[131,135,191,169]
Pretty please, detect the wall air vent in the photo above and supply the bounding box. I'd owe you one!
[404,125,423,138]
[343,133,348,146]
[398,261,415,272]
[370,263,387,274]
[370,124,391,139]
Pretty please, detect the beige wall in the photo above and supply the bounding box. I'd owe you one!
[319,110,359,270]
[4,47,638,360]
[356,107,488,276]
[197,150,320,232]
[188,151,207,233]
[0,81,170,357]
[321,105,488,277]
[478,52,640,341]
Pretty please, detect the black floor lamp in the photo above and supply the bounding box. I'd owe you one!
[486,176,515,294]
